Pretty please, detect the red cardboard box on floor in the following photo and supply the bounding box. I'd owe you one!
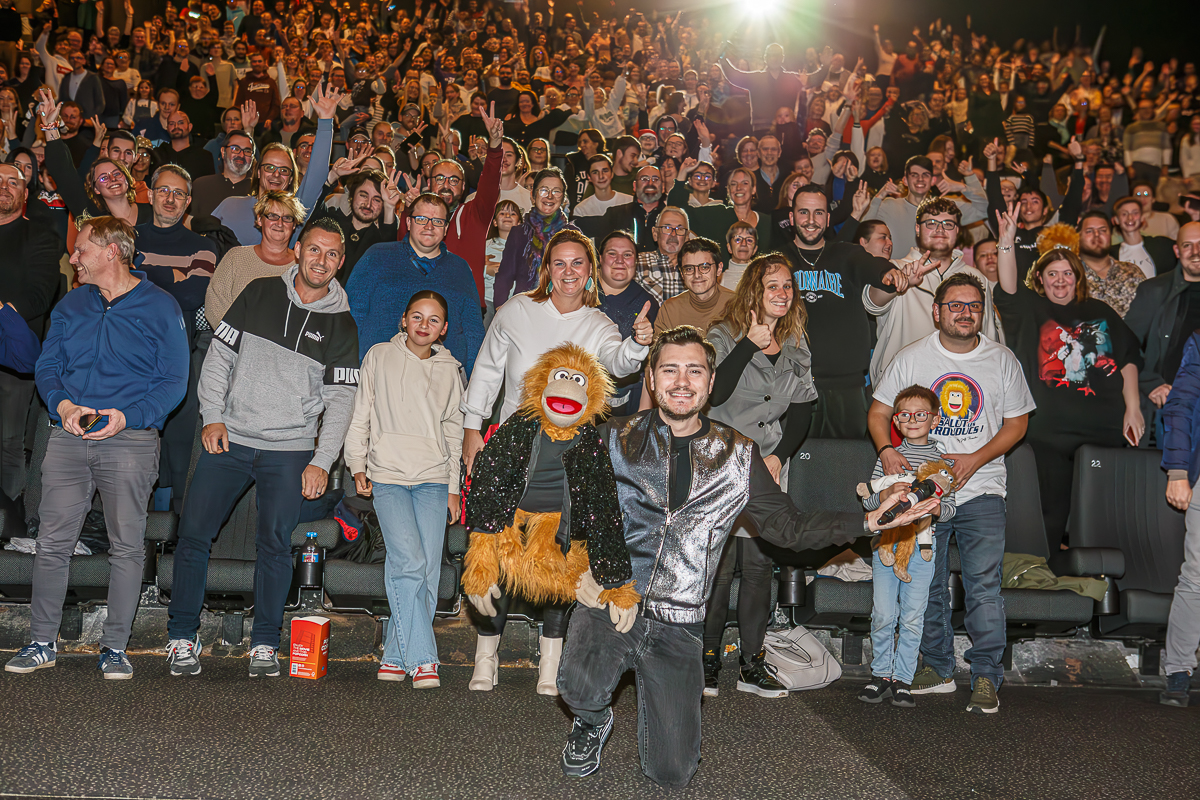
[289,616,330,679]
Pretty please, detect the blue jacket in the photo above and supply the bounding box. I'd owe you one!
[1162,332,1200,485]
[36,273,190,431]
[0,303,42,373]
[346,238,485,377]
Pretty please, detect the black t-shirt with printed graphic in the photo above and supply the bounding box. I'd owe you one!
[779,239,894,382]
[994,281,1142,439]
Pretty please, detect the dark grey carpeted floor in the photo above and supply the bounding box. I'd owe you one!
[1,656,1197,800]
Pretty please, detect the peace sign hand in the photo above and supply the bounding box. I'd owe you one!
[480,101,503,148]
[632,301,653,345]
[35,87,62,129]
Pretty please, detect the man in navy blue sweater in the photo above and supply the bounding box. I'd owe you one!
[346,192,485,376]
[5,216,189,681]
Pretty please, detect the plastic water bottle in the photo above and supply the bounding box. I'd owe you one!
[298,532,321,588]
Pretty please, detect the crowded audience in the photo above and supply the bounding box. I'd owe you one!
[3,2,1200,784]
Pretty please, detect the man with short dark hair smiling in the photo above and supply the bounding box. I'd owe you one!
[556,325,935,787]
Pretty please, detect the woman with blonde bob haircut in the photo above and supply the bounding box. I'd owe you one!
[700,252,820,697]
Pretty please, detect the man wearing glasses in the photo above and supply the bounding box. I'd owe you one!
[868,272,1034,714]
[135,165,219,512]
[651,237,731,336]
[398,101,505,308]
[192,129,255,218]
[633,206,689,304]
[866,198,1001,385]
[582,165,666,256]
[347,192,485,376]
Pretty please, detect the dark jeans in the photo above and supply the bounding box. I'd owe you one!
[159,330,211,513]
[558,606,704,788]
[167,442,311,649]
[920,494,1007,687]
[703,533,774,656]
[811,379,868,440]
[469,581,570,638]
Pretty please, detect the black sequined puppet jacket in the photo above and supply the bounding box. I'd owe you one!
[465,412,632,588]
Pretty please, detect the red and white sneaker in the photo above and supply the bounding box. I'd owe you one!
[412,663,440,689]
[377,662,406,682]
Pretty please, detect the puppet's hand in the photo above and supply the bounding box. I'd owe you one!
[468,584,501,617]
[575,570,604,608]
[609,601,637,633]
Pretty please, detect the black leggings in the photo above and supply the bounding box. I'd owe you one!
[703,533,873,656]
[703,534,776,657]
[469,582,571,638]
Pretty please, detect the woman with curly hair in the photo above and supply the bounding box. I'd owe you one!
[699,252,819,698]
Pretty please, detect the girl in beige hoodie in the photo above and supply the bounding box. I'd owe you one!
[345,292,465,689]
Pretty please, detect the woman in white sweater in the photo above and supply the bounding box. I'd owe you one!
[345,291,464,689]
[460,229,652,473]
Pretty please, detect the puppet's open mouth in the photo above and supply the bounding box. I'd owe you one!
[546,397,583,415]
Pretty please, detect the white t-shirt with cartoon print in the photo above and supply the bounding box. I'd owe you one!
[873,332,1036,505]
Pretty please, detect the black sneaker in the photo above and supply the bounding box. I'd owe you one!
[736,650,788,698]
[703,649,721,698]
[1160,671,1192,707]
[561,709,614,778]
[858,677,893,704]
[890,682,916,707]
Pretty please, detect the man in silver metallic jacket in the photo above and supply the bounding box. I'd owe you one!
[557,325,938,787]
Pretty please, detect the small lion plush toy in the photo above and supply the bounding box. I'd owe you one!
[463,343,639,694]
[857,459,956,583]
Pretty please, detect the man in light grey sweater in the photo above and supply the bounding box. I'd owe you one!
[165,220,360,679]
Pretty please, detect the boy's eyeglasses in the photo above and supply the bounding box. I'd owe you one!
[893,411,932,422]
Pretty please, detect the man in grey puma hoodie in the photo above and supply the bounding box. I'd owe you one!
[165,219,360,678]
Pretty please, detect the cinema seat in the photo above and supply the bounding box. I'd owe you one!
[948,444,1118,656]
[0,409,175,641]
[783,438,878,661]
[322,521,468,618]
[1068,445,1186,673]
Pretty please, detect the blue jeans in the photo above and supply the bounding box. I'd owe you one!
[373,482,448,670]
[870,538,937,685]
[558,607,703,788]
[167,443,312,649]
[920,495,1007,687]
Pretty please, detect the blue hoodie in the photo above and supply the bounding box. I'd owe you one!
[36,272,190,430]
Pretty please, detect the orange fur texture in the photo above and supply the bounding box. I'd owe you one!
[875,459,956,583]
[598,582,641,609]
[517,343,615,441]
[477,509,591,605]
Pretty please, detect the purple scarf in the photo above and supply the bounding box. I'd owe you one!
[519,207,569,285]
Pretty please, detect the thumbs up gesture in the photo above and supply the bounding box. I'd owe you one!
[747,310,772,350]
[632,301,653,346]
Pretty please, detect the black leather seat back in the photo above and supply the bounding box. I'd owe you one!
[1069,445,1186,594]
[788,438,878,514]
[1003,444,1049,559]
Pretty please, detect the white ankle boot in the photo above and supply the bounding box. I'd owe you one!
[469,634,501,691]
[537,636,562,696]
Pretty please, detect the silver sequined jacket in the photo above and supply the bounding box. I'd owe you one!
[605,411,865,625]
